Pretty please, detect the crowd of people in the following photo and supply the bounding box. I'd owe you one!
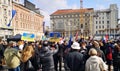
[0,37,120,71]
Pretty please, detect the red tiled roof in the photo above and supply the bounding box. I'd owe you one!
[51,8,94,15]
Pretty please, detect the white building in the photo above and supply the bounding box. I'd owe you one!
[0,0,13,40]
[94,4,119,38]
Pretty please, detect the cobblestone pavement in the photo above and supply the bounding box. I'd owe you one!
[0,64,113,71]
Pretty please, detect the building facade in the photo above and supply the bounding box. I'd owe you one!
[0,0,13,39]
[50,8,94,37]
[12,1,44,39]
[94,4,119,38]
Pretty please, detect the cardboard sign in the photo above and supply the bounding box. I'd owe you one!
[21,33,35,42]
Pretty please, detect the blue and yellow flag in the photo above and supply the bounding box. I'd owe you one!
[7,10,16,26]
[21,33,35,42]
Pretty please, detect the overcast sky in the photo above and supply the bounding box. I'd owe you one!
[20,0,120,26]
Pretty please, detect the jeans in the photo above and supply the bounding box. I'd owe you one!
[8,66,20,71]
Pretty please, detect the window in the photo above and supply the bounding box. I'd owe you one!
[4,0,6,4]
[102,21,104,24]
[106,13,109,19]
[107,21,109,24]
[103,13,104,15]
[102,31,104,34]
[64,15,66,18]
[5,19,7,25]
[72,15,74,17]
[96,31,98,34]
[76,15,78,17]
[96,21,97,24]
[68,15,70,17]
[107,25,109,28]
[4,9,7,15]
[96,26,98,29]
[99,21,101,24]
[99,17,101,19]
[8,10,11,16]
[99,26,101,29]
[102,26,104,29]
[81,24,83,28]
[8,0,10,5]
[102,17,104,19]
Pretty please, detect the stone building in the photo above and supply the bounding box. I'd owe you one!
[50,8,94,37]
[94,4,119,39]
[0,0,13,40]
[12,0,44,39]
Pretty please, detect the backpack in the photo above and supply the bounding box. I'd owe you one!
[4,48,21,68]
[106,47,112,60]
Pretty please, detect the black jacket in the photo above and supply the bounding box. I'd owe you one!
[66,51,84,71]
[0,44,5,65]
[39,45,58,71]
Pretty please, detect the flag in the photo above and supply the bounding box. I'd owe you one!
[21,33,35,42]
[43,22,45,34]
[75,31,79,41]
[67,35,72,48]
[7,10,16,26]
[105,34,109,42]
[102,34,109,43]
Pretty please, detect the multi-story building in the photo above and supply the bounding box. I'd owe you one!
[0,0,13,39]
[50,8,94,37]
[117,24,120,37]
[12,0,44,39]
[94,4,118,38]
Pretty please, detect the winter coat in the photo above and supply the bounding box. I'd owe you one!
[113,50,120,67]
[39,45,58,71]
[66,51,84,71]
[85,56,107,71]
[0,44,5,65]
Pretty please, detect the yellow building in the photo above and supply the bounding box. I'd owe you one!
[12,1,44,39]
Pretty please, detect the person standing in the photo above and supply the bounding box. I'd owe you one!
[53,41,64,71]
[0,39,5,70]
[85,48,107,71]
[65,42,84,71]
[39,40,58,71]
[4,41,21,71]
[113,43,120,71]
